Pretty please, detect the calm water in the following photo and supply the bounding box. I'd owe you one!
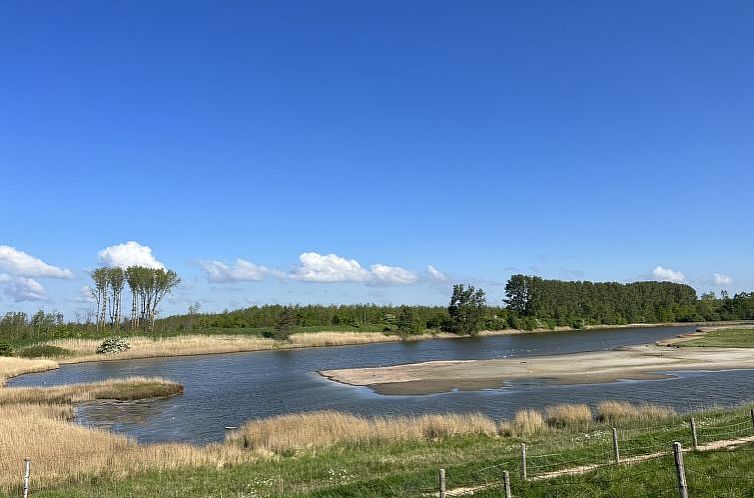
[12,325,754,445]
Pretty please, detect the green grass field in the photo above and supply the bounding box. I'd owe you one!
[682,328,754,348]
[9,404,754,498]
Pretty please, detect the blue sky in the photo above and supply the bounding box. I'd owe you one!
[2,1,753,318]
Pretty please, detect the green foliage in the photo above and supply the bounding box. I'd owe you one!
[396,306,422,335]
[17,344,73,358]
[447,284,487,335]
[271,306,296,340]
[96,337,131,355]
[0,340,14,356]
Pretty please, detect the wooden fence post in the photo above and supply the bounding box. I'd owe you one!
[750,408,754,429]
[438,468,446,498]
[503,470,512,498]
[22,458,31,498]
[521,443,527,480]
[612,427,620,464]
[673,442,689,498]
[690,418,698,450]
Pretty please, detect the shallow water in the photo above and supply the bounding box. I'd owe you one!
[12,325,754,445]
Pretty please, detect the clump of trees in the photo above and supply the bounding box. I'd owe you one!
[91,266,180,332]
[447,284,487,335]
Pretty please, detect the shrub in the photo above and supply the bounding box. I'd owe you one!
[0,341,14,357]
[96,337,130,355]
[17,345,72,359]
[545,404,593,428]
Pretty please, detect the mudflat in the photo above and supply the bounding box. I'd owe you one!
[320,345,754,395]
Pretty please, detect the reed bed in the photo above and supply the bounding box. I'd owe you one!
[0,377,183,405]
[287,332,401,347]
[0,357,58,385]
[596,400,676,423]
[227,410,498,453]
[545,403,593,428]
[0,402,252,493]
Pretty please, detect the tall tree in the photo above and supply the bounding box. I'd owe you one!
[447,284,487,335]
[90,267,110,333]
[107,267,125,330]
[148,269,181,331]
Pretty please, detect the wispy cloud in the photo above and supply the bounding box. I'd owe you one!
[427,265,448,281]
[199,259,282,283]
[713,273,733,286]
[0,245,72,278]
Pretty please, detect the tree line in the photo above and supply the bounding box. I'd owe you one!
[1,274,753,343]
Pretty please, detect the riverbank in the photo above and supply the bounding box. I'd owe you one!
[10,320,751,368]
[321,343,754,395]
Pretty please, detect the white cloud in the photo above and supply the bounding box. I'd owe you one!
[98,241,164,269]
[713,273,733,286]
[199,259,280,283]
[291,252,372,283]
[652,266,685,283]
[427,265,447,281]
[370,264,419,284]
[0,274,47,302]
[0,245,72,278]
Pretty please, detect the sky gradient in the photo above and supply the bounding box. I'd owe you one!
[2,1,753,317]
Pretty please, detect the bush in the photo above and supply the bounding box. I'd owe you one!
[17,345,72,359]
[0,341,14,356]
[96,337,130,355]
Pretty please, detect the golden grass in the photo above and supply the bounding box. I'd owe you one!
[227,410,498,453]
[510,409,547,435]
[0,402,253,492]
[0,356,58,386]
[545,404,593,428]
[0,377,183,405]
[287,332,401,347]
[596,401,676,424]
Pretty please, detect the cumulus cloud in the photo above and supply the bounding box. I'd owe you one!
[98,241,164,269]
[427,265,448,281]
[199,259,280,283]
[370,264,419,284]
[291,252,373,283]
[652,266,685,283]
[0,274,47,302]
[0,245,72,278]
[713,273,733,286]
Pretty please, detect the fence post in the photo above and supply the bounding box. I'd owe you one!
[612,427,621,464]
[750,408,754,429]
[673,442,689,498]
[690,418,698,450]
[22,458,31,498]
[521,443,527,480]
[503,470,512,498]
[438,468,446,498]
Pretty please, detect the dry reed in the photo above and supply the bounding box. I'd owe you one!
[502,409,547,436]
[0,377,183,405]
[0,357,58,386]
[545,404,593,427]
[596,401,676,423]
[227,410,498,453]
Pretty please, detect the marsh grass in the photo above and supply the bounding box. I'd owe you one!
[596,400,676,423]
[227,410,499,453]
[545,403,593,428]
[0,377,183,405]
[0,356,58,385]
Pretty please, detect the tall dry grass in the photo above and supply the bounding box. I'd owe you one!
[545,404,593,428]
[500,409,547,436]
[0,402,252,493]
[0,357,58,385]
[287,332,401,347]
[596,401,676,424]
[0,377,183,405]
[227,410,498,453]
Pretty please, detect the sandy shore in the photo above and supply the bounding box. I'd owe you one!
[321,344,754,395]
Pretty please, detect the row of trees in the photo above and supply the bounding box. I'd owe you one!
[90,266,180,332]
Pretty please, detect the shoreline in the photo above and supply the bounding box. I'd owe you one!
[320,343,754,395]
[2,320,749,385]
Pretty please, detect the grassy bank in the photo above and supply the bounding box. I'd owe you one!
[681,327,754,348]
[7,400,754,497]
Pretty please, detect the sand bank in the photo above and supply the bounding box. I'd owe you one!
[321,345,754,395]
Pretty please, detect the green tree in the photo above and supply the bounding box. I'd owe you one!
[273,306,297,340]
[397,306,421,335]
[447,284,487,335]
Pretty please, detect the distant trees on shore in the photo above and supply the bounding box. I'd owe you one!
[90,266,180,332]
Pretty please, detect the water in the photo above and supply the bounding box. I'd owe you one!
[11,325,754,445]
